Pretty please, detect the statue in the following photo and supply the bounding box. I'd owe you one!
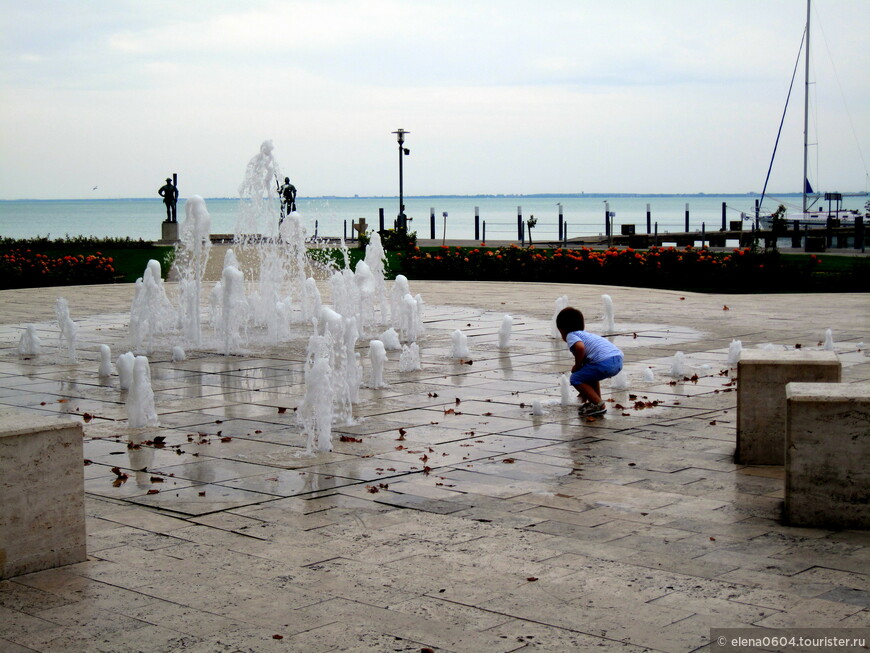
[278,176,297,224]
[158,177,178,223]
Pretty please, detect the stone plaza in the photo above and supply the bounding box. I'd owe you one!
[0,276,868,652]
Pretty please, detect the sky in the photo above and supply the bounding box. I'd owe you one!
[1,0,869,200]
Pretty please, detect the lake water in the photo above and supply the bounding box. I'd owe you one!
[1,194,865,243]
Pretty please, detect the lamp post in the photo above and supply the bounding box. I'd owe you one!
[392,128,410,232]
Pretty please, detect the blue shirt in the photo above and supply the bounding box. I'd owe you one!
[566,330,623,364]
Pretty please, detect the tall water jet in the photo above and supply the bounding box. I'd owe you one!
[451,330,471,359]
[498,315,513,349]
[314,306,360,425]
[552,295,569,338]
[670,351,686,378]
[54,298,78,362]
[602,294,615,333]
[298,343,334,454]
[127,356,158,428]
[117,351,135,390]
[130,260,174,354]
[363,231,389,323]
[823,329,835,351]
[218,265,248,355]
[399,343,421,371]
[560,373,574,406]
[369,340,387,388]
[98,344,113,377]
[18,324,41,356]
[727,339,742,366]
[175,195,212,346]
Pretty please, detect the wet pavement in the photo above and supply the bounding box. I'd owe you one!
[1,280,868,652]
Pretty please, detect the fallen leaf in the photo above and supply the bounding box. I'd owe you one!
[709,420,717,426]
[339,435,362,443]
[277,407,287,414]
[150,476,164,483]
[502,458,516,464]
[146,489,160,495]
[272,635,284,640]
[198,491,206,496]
[526,577,539,582]
[220,436,232,443]
[397,428,407,441]
[82,413,93,423]
[723,305,729,311]
[455,397,461,405]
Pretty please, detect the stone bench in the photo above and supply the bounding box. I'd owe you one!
[0,411,86,579]
[736,350,841,465]
[784,382,870,529]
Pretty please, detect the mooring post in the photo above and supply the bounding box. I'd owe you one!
[474,206,480,241]
[604,202,611,239]
[557,203,564,242]
[518,206,523,243]
[483,220,486,243]
[654,222,658,247]
[721,202,727,231]
[343,220,347,241]
[430,207,435,239]
[646,203,651,233]
[379,208,384,232]
[684,203,690,232]
[701,222,706,247]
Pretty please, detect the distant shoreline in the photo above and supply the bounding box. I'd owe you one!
[0,192,838,203]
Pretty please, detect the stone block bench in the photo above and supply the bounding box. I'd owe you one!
[784,382,870,529]
[0,411,86,579]
[736,350,841,465]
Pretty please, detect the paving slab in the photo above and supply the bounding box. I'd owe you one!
[0,280,868,651]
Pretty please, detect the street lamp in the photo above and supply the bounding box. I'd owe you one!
[392,128,410,231]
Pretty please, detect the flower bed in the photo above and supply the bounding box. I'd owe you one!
[396,244,851,293]
[0,249,116,289]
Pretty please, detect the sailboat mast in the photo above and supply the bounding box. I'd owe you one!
[803,0,811,213]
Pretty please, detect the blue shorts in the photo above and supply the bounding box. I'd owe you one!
[570,355,623,386]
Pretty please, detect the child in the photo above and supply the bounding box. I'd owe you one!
[556,306,624,417]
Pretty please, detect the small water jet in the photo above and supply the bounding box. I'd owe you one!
[560,373,574,406]
[127,356,158,428]
[98,344,113,377]
[642,367,655,382]
[379,328,402,351]
[174,195,212,346]
[117,351,135,390]
[727,339,742,366]
[451,330,471,359]
[602,294,615,333]
[823,329,835,351]
[18,324,41,356]
[130,260,174,354]
[498,315,513,349]
[172,346,186,362]
[611,369,629,390]
[552,295,569,338]
[670,351,686,378]
[55,298,78,362]
[298,344,334,454]
[399,343,421,371]
[532,400,545,416]
[369,340,387,388]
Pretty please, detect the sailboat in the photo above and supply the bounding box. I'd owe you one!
[756,0,868,229]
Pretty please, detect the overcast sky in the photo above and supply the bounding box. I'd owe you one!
[1,0,868,200]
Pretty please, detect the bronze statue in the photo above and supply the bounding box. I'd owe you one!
[158,177,178,223]
[278,176,297,223]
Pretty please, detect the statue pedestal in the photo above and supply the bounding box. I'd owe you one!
[161,221,179,243]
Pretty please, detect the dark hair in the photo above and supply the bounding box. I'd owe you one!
[556,306,584,333]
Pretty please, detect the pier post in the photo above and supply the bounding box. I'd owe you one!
[791,220,801,248]
[646,203,651,234]
[558,203,563,242]
[343,220,347,242]
[685,203,690,232]
[604,202,611,238]
[721,202,727,231]
[654,222,658,247]
[430,208,436,239]
[701,222,706,247]
[379,208,384,232]
[856,216,865,252]
[483,221,486,243]
[517,206,523,243]
[474,206,480,241]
